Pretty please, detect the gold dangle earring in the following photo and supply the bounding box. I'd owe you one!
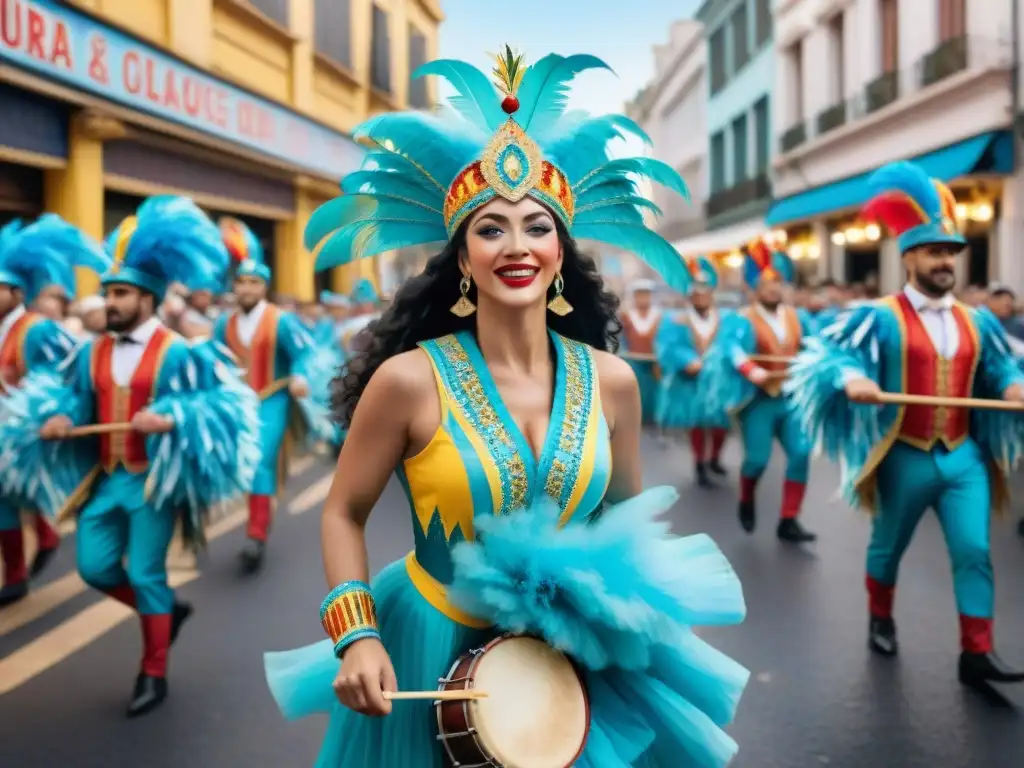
[450,273,477,317]
[547,272,573,316]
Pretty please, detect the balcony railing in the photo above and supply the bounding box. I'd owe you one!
[707,174,771,218]
[779,122,807,153]
[864,70,899,114]
[920,35,968,88]
[816,102,847,135]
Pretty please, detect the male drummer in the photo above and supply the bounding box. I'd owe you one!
[620,279,662,425]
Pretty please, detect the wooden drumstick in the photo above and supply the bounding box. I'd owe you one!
[620,352,657,362]
[872,393,1024,411]
[750,354,794,364]
[383,690,489,701]
[67,422,134,437]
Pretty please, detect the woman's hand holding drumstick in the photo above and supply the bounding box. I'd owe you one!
[333,637,398,717]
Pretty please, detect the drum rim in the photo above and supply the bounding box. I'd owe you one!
[436,633,591,768]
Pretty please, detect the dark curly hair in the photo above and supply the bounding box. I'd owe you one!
[333,219,622,426]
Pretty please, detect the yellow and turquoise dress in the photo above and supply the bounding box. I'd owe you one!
[265,330,749,767]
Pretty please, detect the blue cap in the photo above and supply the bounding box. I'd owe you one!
[221,217,271,283]
[351,278,378,305]
[320,290,351,308]
[686,254,718,292]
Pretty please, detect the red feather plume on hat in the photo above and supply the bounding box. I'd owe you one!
[220,217,250,262]
[861,192,929,237]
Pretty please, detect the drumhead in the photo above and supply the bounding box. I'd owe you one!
[470,637,588,768]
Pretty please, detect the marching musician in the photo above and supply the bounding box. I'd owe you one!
[213,218,314,574]
[655,255,730,487]
[30,196,259,716]
[708,242,817,543]
[786,161,1024,690]
[0,216,105,606]
[620,278,663,425]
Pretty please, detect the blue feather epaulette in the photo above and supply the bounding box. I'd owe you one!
[701,312,754,415]
[144,340,261,547]
[0,370,96,517]
[968,306,1024,473]
[296,344,344,445]
[784,305,887,507]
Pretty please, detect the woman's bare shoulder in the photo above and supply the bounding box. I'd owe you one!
[591,349,637,395]
[363,349,437,403]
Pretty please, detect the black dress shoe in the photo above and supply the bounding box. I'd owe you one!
[29,546,58,579]
[708,458,727,476]
[239,540,265,574]
[1017,517,1024,538]
[171,602,193,645]
[695,463,713,488]
[959,652,1024,686]
[738,500,756,533]
[126,673,168,718]
[777,518,817,543]
[0,581,29,607]
[868,616,898,657]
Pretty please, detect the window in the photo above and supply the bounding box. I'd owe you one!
[249,0,289,27]
[314,0,352,68]
[408,27,430,108]
[709,28,726,93]
[938,0,966,41]
[731,114,748,184]
[879,0,898,72]
[788,41,804,123]
[370,4,392,93]
[755,0,772,46]
[711,131,726,193]
[753,97,769,174]
[731,5,750,71]
[828,12,845,101]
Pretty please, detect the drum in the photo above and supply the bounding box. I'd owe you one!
[436,635,590,768]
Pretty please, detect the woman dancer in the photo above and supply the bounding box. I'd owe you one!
[265,48,749,767]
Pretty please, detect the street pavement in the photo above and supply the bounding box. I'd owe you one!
[1,437,1023,768]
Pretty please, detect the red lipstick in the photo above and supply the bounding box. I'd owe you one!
[494,263,540,289]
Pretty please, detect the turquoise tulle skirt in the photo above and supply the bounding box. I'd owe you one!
[265,487,749,767]
[656,372,730,431]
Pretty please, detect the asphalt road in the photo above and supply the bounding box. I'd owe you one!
[1,437,1023,768]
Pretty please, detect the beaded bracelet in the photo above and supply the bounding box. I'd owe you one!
[320,580,380,658]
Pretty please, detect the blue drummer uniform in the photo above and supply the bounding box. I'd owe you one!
[655,255,730,484]
[30,196,259,715]
[213,219,315,549]
[787,161,1024,682]
[0,215,105,606]
[708,243,816,540]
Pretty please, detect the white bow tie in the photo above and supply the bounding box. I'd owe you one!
[921,301,950,312]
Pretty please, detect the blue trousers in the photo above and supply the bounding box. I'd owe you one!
[738,393,810,483]
[254,391,290,496]
[76,469,177,615]
[0,499,21,533]
[868,439,993,619]
[628,361,659,425]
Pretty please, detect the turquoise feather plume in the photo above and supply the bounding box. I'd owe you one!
[310,48,693,291]
[866,161,943,218]
[0,214,109,301]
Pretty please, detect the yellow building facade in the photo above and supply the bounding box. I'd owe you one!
[0,0,442,298]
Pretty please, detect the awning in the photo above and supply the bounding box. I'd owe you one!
[672,217,769,257]
[766,129,1014,226]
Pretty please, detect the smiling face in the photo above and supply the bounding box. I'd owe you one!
[460,197,563,312]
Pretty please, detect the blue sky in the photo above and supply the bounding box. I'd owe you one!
[437,0,701,117]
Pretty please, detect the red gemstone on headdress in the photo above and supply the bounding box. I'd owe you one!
[501,96,520,114]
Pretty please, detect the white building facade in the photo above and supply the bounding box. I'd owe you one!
[769,0,1016,293]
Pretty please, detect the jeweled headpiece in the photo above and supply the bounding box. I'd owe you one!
[861,161,965,254]
[307,46,694,292]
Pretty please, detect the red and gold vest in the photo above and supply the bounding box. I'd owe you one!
[743,304,802,396]
[92,327,175,474]
[225,304,279,392]
[0,311,41,387]
[894,293,979,451]
[621,309,661,356]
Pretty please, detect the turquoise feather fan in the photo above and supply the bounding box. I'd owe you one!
[308,49,692,293]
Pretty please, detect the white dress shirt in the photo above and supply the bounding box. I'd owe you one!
[111,316,162,387]
[754,303,787,343]
[903,284,958,359]
[236,300,267,347]
[687,307,718,342]
[0,304,26,352]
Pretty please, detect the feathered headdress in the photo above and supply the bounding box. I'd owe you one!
[104,196,227,299]
[221,217,270,283]
[686,254,718,292]
[351,278,379,306]
[0,215,109,303]
[861,161,965,254]
[305,46,693,293]
[743,240,795,290]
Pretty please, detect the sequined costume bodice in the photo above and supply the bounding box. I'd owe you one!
[398,330,611,606]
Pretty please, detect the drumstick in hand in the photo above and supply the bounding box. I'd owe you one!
[383,690,489,701]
